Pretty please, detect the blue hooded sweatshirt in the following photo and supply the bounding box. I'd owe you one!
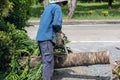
[36,3,62,44]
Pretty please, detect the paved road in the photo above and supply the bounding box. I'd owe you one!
[62,24,120,42]
[26,24,120,41]
[25,23,120,80]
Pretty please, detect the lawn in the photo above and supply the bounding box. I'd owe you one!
[30,2,120,20]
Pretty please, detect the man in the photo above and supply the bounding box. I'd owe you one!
[36,0,68,80]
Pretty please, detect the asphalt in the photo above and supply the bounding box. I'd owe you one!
[28,19,120,25]
[27,19,120,80]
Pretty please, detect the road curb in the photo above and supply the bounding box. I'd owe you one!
[28,20,120,25]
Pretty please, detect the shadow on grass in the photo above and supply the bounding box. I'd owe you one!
[53,68,111,80]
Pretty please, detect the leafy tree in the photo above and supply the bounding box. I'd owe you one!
[0,0,38,72]
[0,16,9,31]
[5,0,33,29]
[0,0,13,16]
[0,31,14,71]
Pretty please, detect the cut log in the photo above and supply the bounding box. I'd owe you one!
[19,50,110,68]
[54,50,110,68]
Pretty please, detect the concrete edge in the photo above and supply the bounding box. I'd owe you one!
[28,20,120,25]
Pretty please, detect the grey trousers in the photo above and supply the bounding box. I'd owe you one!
[38,40,54,80]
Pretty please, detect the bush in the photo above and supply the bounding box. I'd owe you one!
[0,31,14,71]
[5,10,27,29]
[0,22,37,71]
[0,16,9,31]
[10,29,37,56]
[0,16,16,32]
[102,11,109,16]
[5,0,33,29]
[0,0,13,17]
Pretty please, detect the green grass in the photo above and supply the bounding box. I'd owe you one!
[30,2,120,20]
[72,2,120,19]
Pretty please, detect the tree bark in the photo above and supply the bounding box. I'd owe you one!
[108,0,113,9]
[44,0,49,8]
[54,50,110,68]
[68,0,77,19]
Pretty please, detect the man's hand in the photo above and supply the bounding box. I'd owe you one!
[60,32,67,41]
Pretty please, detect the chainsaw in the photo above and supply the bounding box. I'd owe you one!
[56,32,69,54]
[61,33,68,54]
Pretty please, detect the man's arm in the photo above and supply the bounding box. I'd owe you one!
[52,6,62,33]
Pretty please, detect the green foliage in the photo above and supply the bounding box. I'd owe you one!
[0,0,13,16]
[72,2,120,19]
[0,31,14,70]
[4,72,19,80]
[0,16,9,31]
[79,0,108,2]
[102,10,109,16]
[0,0,41,79]
[10,30,36,56]
[4,57,42,80]
[4,55,30,80]
[0,16,16,32]
[114,0,120,1]
[5,10,28,29]
[6,22,16,33]
[31,4,44,18]
[0,20,37,72]
[27,63,43,80]
[10,55,21,74]
[4,55,20,80]
[19,65,29,80]
[31,2,120,19]
[0,19,16,41]
[10,30,29,45]
[19,57,29,80]
[5,0,33,29]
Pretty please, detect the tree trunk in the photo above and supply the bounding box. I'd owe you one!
[54,50,110,68]
[68,0,77,19]
[108,0,113,9]
[19,50,110,68]
[44,0,49,8]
